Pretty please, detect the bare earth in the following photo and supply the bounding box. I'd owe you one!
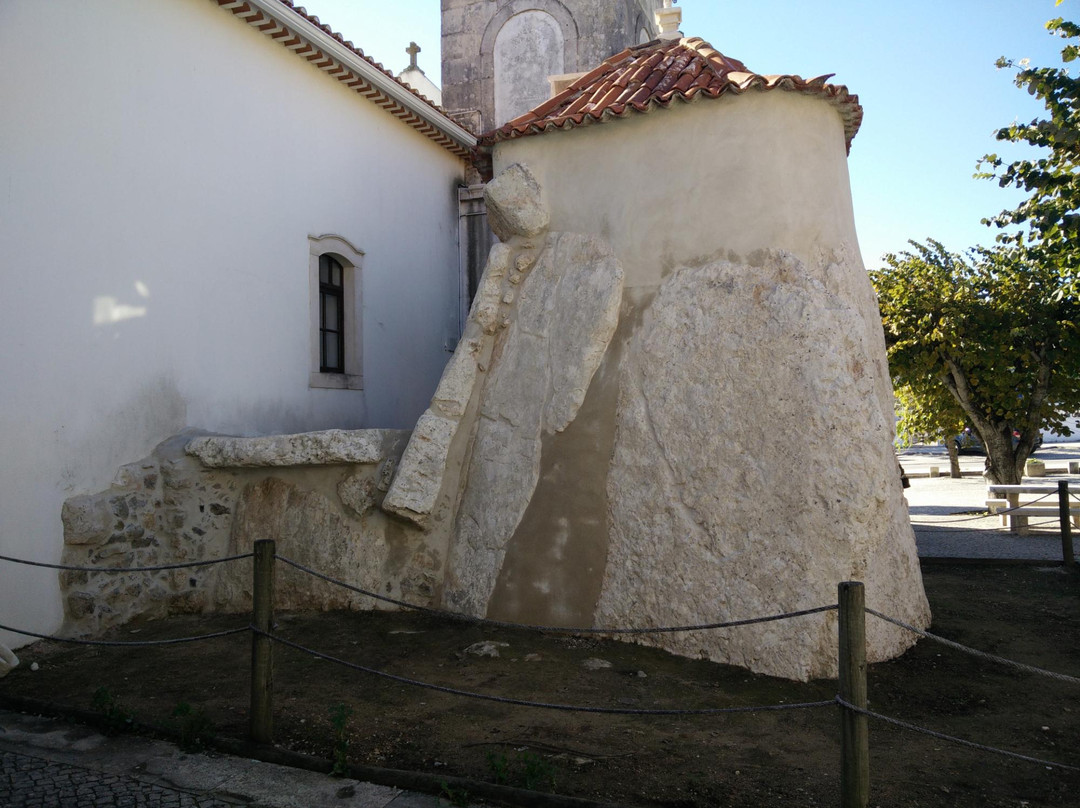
[1,562,1078,807]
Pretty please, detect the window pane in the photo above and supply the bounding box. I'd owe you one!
[322,293,338,330]
[323,332,339,370]
[319,254,330,284]
[331,261,341,286]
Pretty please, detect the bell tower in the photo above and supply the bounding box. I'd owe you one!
[441,0,663,135]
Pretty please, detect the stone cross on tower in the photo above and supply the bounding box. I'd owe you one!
[406,41,421,69]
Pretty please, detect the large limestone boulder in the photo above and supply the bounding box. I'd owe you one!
[594,251,929,680]
[483,163,549,241]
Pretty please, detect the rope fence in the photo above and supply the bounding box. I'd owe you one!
[1,542,1077,805]
[277,555,837,635]
[867,608,1080,685]
[0,623,248,647]
[260,627,833,716]
[0,552,253,573]
[909,490,1055,524]
[834,697,1079,772]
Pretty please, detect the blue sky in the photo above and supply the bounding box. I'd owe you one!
[301,0,1070,269]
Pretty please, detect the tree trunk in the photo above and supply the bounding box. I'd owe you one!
[946,437,961,478]
[982,426,1022,485]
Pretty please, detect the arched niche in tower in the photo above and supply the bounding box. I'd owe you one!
[481,1,579,130]
[494,10,565,125]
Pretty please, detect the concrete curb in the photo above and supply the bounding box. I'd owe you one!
[0,693,625,808]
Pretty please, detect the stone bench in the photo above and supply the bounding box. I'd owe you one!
[986,484,1080,534]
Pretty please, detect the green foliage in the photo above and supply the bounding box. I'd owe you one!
[870,239,1080,483]
[170,701,215,752]
[485,750,511,785]
[484,749,556,792]
[438,781,471,807]
[976,11,1080,297]
[329,703,352,777]
[91,686,135,735]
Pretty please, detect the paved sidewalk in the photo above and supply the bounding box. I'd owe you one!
[900,443,1080,560]
[0,710,443,808]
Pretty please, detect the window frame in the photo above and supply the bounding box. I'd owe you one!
[308,234,364,390]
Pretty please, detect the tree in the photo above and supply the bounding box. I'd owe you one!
[893,380,966,478]
[978,9,1080,296]
[871,239,1080,484]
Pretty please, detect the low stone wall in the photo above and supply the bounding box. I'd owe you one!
[59,428,438,637]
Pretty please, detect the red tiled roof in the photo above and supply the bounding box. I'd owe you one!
[480,37,863,154]
[211,0,473,158]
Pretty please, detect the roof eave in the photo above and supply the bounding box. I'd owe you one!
[241,0,476,153]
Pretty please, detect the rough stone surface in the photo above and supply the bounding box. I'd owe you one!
[381,412,459,526]
[464,641,508,658]
[208,478,390,613]
[0,645,18,678]
[60,495,116,547]
[59,429,423,637]
[594,252,930,680]
[186,429,406,468]
[430,338,483,419]
[444,231,624,614]
[483,164,549,242]
[474,243,511,334]
[337,473,376,517]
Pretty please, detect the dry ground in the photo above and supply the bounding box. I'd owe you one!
[2,562,1078,807]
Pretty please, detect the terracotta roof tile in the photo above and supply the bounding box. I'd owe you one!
[480,37,863,155]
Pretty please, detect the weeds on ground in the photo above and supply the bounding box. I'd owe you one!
[90,686,134,735]
[329,702,352,776]
[485,749,556,792]
[439,780,470,807]
[170,701,215,752]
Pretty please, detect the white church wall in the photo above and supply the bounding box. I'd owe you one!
[0,0,463,648]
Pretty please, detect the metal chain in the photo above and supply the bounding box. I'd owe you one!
[0,553,253,573]
[275,555,837,635]
[866,609,1080,685]
[0,622,249,647]
[259,627,833,716]
[835,697,1079,772]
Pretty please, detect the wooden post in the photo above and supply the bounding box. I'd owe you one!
[838,581,869,808]
[250,539,275,745]
[1060,481,1075,568]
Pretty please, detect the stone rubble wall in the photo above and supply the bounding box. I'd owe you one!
[58,428,430,638]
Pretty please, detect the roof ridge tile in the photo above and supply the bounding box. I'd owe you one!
[479,36,863,156]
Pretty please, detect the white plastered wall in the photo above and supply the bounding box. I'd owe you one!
[493,91,860,284]
[0,0,463,648]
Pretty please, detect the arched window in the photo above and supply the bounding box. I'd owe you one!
[308,235,364,390]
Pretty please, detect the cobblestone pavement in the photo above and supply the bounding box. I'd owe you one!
[1,748,239,807]
[0,709,447,808]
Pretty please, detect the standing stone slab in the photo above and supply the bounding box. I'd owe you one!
[595,252,929,681]
[443,231,623,615]
[380,411,459,525]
